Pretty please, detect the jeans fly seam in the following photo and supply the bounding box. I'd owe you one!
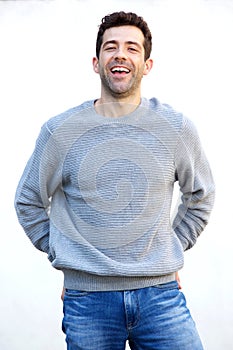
[124,291,140,330]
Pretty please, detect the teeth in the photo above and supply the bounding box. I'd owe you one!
[111,67,130,73]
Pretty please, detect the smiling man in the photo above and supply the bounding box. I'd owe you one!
[93,24,152,102]
[15,11,215,350]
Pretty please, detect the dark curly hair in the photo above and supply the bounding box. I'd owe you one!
[96,11,152,61]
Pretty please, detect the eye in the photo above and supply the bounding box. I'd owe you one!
[105,46,116,51]
[128,47,139,53]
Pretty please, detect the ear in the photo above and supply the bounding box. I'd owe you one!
[143,58,153,76]
[92,57,99,73]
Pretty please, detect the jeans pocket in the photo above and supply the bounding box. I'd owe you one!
[65,289,90,298]
[152,280,179,290]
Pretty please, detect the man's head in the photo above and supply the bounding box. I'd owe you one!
[93,11,153,102]
[96,11,152,61]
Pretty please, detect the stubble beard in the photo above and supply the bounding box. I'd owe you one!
[99,66,144,99]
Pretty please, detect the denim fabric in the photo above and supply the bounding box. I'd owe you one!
[62,281,204,350]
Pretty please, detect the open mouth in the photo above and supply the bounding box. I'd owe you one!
[110,66,130,75]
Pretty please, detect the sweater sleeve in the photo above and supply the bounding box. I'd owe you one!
[172,117,215,251]
[14,123,56,258]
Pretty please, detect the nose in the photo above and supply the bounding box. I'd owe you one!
[114,46,127,61]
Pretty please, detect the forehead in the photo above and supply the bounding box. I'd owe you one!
[102,25,144,46]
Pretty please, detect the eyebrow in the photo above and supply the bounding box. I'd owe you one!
[102,40,142,49]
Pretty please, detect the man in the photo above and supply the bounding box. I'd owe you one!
[15,11,215,349]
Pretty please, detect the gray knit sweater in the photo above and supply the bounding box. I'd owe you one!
[14,97,215,291]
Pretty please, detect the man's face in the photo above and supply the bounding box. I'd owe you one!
[93,25,152,99]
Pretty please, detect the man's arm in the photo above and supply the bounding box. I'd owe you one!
[173,118,215,251]
[14,124,54,256]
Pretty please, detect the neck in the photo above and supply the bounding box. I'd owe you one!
[94,92,141,118]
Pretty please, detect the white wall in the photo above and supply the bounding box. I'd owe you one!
[0,0,232,349]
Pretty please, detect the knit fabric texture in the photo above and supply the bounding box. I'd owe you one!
[15,97,215,291]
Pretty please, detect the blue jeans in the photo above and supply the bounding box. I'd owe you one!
[62,281,204,350]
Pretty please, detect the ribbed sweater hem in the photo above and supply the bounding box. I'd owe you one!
[63,269,176,291]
